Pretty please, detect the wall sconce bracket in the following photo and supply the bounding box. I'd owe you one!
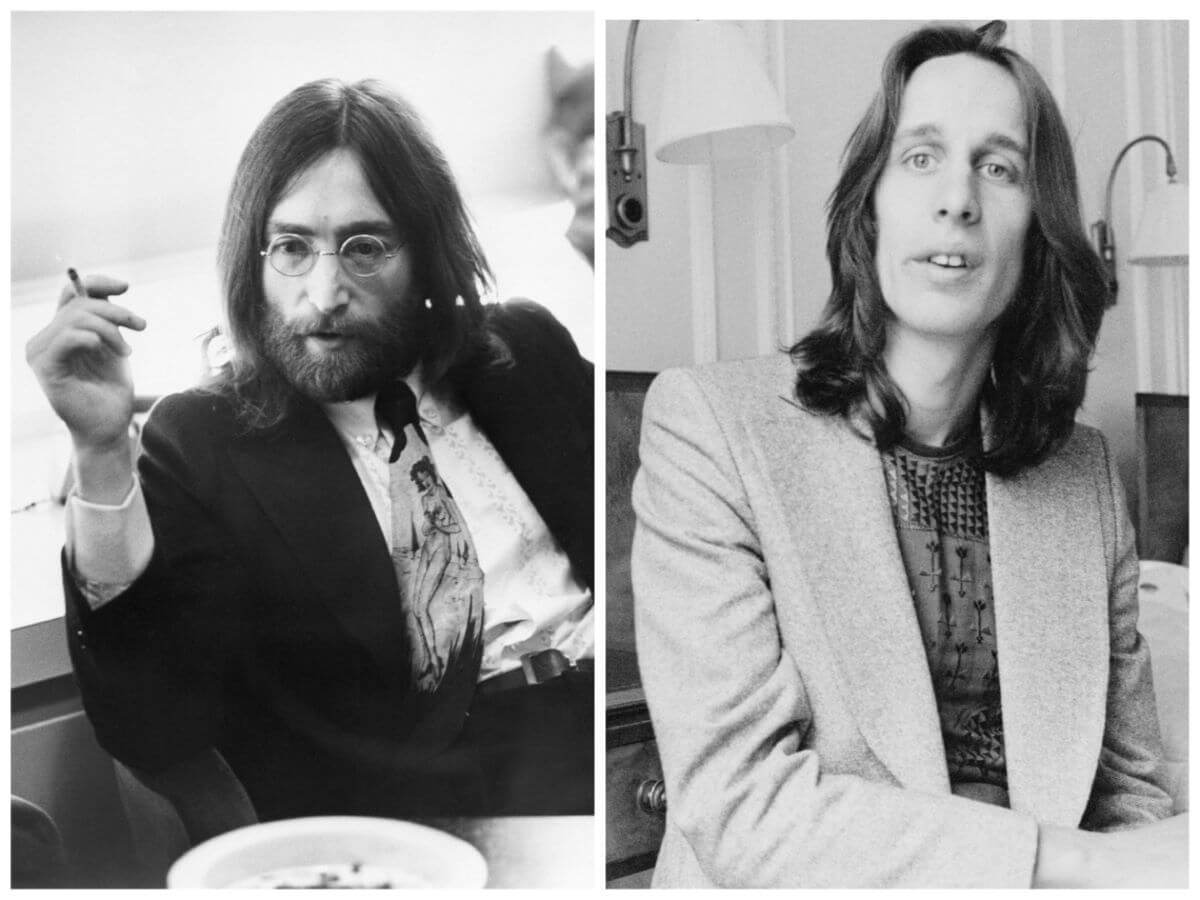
[606,111,649,247]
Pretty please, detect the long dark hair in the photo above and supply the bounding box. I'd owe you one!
[208,78,493,429]
[791,21,1108,476]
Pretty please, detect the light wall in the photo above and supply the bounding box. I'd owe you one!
[605,19,1188,503]
[1049,21,1189,501]
[11,10,596,527]
[604,20,696,371]
[11,10,593,281]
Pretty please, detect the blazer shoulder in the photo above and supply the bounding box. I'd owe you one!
[483,298,585,363]
[652,354,794,399]
[1059,419,1122,509]
[1017,420,1123,552]
[640,354,854,479]
[1061,420,1106,454]
[142,388,240,457]
[1043,420,1111,478]
[646,354,811,428]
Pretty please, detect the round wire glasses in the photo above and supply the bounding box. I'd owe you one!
[260,233,402,278]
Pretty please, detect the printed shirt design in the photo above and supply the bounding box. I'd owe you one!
[881,436,1008,801]
[388,423,485,701]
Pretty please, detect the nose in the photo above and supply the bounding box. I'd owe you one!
[934,165,981,226]
[303,252,350,314]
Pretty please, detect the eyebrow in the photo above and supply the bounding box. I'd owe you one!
[266,219,399,238]
[892,124,1028,160]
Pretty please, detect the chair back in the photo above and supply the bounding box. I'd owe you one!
[1135,392,1188,563]
[606,371,657,689]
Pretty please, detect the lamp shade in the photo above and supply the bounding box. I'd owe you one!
[655,22,795,165]
[1129,180,1188,266]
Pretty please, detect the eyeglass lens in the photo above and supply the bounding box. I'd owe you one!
[266,234,392,277]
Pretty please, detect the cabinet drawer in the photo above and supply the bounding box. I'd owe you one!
[606,739,665,877]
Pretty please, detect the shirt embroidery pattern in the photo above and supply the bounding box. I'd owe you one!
[882,439,1007,797]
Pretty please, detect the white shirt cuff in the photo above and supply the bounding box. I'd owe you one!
[65,478,155,609]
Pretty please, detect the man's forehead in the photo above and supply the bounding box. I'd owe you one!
[894,53,1026,147]
[267,148,398,231]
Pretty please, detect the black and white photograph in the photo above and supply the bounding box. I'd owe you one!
[7,8,1192,894]
[11,9,594,889]
[605,18,1187,888]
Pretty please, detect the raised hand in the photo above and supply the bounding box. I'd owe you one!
[26,273,146,453]
[26,272,147,503]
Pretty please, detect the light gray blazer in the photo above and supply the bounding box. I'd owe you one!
[631,355,1172,889]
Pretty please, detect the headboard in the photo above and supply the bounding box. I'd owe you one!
[606,371,657,692]
[1136,393,1188,564]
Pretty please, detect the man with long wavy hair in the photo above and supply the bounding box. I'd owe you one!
[27,79,593,824]
[633,21,1183,888]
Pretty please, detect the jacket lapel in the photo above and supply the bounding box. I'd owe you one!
[986,451,1109,825]
[758,399,949,794]
[227,402,408,689]
[756,380,1109,817]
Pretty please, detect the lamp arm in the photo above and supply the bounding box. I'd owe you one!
[623,20,640,126]
[1102,134,1178,236]
[1093,134,1178,303]
[614,21,641,175]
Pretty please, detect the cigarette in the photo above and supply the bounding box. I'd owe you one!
[67,267,87,300]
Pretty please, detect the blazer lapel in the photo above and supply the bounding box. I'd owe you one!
[987,453,1109,825]
[758,400,948,794]
[227,402,408,689]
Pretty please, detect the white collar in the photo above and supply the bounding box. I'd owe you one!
[321,369,462,445]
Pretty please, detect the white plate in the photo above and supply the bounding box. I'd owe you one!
[167,816,487,889]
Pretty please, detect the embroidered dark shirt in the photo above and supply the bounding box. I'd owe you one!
[881,434,1009,806]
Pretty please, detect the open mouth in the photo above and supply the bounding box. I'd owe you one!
[925,253,971,269]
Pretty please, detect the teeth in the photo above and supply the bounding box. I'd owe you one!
[929,254,967,268]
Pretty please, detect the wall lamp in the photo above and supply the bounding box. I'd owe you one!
[607,21,796,248]
[1090,134,1188,304]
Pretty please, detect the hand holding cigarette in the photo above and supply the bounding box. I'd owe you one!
[67,266,88,302]
[26,268,147,472]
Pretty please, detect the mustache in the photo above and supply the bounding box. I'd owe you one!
[289,314,376,338]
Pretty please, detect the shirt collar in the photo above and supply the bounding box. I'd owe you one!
[321,368,464,445]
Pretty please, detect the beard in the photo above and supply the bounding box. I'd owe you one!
[260,297,427,403]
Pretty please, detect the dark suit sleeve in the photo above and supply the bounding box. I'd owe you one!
[65,393,250,773]
[1080,432,1175,829]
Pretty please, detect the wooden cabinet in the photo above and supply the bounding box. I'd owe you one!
[606,689,665,884]
[605,373,664,886]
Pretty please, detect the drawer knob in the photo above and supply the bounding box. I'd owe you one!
[636,779,667,815]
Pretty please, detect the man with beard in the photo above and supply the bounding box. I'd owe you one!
[25,79,593,825]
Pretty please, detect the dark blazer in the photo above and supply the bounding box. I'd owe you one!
[64,301,593,820]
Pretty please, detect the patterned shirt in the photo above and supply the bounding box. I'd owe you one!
[881,434,1009,806]
[324,389,594,683]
